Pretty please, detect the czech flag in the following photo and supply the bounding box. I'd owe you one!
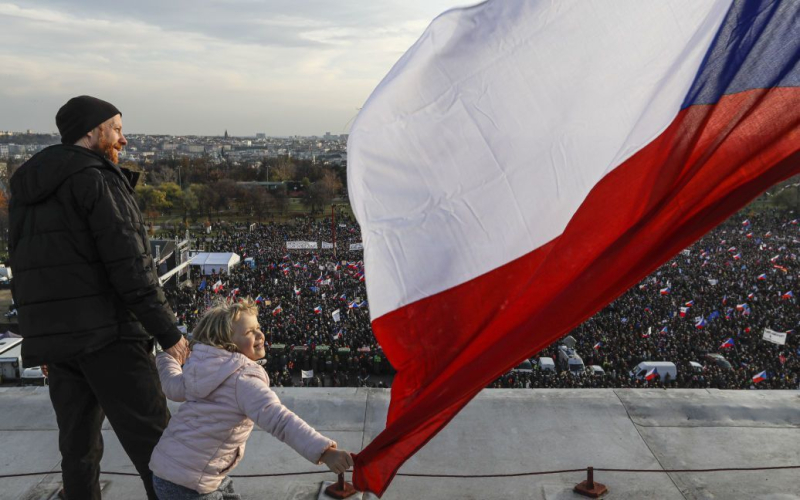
[347,0,800,494]
[212,280,223,293]
[271,305,282,316]
[720,338,735,349]
[732,253,741,260]
[313,306,323,315]
[255,295,264,304]
[752,370,767,384]
[660,287,671,296]
[695,317,707,329]
[679,307,688,318]
[757,274,767,281]
[782,291,794,299]
[645,367,660,381]
[742,219,750,227]
[660,326,669,335]
[593,341,602,350]
[685,300,694,307]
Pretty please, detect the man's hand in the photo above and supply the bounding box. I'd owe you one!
[320,445,355,475]
[41,365,48,378]
[164,336,190,365]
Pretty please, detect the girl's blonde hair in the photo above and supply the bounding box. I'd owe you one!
[191,297,259,353]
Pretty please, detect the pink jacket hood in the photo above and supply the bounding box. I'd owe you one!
[182,343,248,398]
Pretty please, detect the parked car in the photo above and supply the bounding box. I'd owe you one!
[588,365,606,377]
[705,353,733,370]
[512,359,534,373]
[629,361,677,382]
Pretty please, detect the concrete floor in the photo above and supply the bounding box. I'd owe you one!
[0,387,798,500]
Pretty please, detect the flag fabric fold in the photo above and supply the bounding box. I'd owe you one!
[347,0,800,495]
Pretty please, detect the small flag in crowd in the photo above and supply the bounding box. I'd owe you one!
[757,273,767,281]
[198,278,207,291]
[660,326,668,335]
[685,300,694,307]
[728,246,737,253]
[708,311,721,321]
[779,353,787,365]
[593,341,602,350]
[791,219,799,225]
[742,219,750,227]
[732,253,741,260]
[314,305,322,315]
[752,371,767,384]
[660,287,670,296]
[679,307,688,318]
[745,233,753,239]
[332,330,343,341]
[695,317,706,329]
[645,367,659,381]
[272,305,282,316]
[782,291,794,299]
[213,280,224,293]
[720,338,735,349]
[294,287,301,296]
[765,231,772,238]
[774,265,788,273]
[770,255,780,263]
[348,300,358,309]
[255,295,264,304]
[747,292,755,299]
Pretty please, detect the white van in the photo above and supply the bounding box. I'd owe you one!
[629,361,677,382]
[538,357,556,372]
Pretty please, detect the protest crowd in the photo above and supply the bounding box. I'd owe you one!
[162,209,799,391]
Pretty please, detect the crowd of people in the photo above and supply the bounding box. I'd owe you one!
[162,208,799,391]
[161,213,390,388]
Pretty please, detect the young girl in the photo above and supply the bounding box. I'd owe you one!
[150,298,353,499]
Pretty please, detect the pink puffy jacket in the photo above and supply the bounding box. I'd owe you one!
[149,344,335,494]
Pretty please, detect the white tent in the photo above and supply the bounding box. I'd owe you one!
[189,252,241,275]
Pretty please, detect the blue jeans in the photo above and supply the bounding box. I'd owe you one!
[152,475,241,500]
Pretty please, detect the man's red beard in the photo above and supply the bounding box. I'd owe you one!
[94,134,120,163]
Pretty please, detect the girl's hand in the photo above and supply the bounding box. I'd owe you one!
[320,446,354,475]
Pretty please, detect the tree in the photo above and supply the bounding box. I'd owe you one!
[158,182,183,212]
[135,185,169,221]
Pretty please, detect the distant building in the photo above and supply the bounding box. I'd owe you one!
[256,133,266,139]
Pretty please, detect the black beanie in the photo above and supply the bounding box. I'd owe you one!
[56,95,121,145]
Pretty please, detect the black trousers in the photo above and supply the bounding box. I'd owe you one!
[48,339,170,500]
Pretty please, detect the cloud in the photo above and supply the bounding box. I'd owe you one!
[0,0,473,135]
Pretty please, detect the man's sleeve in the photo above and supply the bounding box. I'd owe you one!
[73,168,182,350]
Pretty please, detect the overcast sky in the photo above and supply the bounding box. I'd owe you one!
[0,0,472,136]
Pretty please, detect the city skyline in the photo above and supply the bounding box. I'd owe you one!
[0,0,472,137]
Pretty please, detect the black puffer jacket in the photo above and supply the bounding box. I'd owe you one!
[9,145,181,367]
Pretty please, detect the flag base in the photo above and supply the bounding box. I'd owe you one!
[574,467,608,498]
[324,473,358,499]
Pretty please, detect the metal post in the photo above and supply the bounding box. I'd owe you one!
[574,466,608,498]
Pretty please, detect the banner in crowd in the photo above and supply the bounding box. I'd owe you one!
[322,242,334,249]
[301,370,314,379]
[349,243,364,251]
[763,328,787,345]
[287,241,318,250]
[347,0,800,495]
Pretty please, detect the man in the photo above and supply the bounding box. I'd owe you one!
[8,96,190,500]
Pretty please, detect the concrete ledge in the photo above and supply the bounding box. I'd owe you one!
[1,388,798,499]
